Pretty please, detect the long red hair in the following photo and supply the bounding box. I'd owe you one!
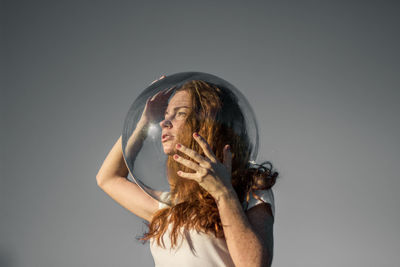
[139,80,278,248]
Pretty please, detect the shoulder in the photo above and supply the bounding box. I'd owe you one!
[244,190,275,257]
[242,189,275,218]
[245,202,274,224]
[244,189,275,234]
[244,189,275,240]
[157,191,172,209]
[245,201,274,266]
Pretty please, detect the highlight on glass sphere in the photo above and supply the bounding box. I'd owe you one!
[122,72,259,204]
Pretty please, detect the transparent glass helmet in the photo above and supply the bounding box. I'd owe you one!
[122,72,259,204]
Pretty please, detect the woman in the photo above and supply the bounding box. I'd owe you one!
[96,75,278,267]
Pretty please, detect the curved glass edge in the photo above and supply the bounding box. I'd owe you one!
[121,71,259,203]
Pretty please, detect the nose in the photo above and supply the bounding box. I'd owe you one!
[159,118,172,128]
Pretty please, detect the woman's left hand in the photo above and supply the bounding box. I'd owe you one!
[173,132,235,201]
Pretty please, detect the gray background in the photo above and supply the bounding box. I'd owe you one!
[1,1,399,266]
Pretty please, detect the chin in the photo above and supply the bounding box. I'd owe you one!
[162,143,176,155]
[163,149,174,155]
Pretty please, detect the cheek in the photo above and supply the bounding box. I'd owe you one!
[175,121,185,130]
[176,122,193,144]
[172,120,188,134]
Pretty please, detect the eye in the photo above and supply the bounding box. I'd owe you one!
[175,112,188,120]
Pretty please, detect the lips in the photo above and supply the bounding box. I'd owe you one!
[162,133,174,142]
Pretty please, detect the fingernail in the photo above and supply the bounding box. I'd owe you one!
[193,132,199,137]
[174,154,179,160]
[176,143,182,149]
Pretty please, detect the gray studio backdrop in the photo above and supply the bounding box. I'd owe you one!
[2,1,399,266]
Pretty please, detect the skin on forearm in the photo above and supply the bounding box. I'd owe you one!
[125,118,150,162]
[216,191,267,267]
[96,135,129,183]
[96,118,149,184]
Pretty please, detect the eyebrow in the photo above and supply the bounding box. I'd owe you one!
[165,106,192,114]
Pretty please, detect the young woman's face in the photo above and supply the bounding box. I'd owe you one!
[159,90,192,155]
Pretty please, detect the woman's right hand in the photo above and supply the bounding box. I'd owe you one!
[140,75,175,123]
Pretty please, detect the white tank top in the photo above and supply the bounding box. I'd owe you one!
[150,189,275,267]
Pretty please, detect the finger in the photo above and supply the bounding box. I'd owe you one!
[150,90,163,101]
[151,87,174,101]
[176,170,198,181]
[173,154,201,172]
[175,143,212,168]
[149,75,166,85]
[193,133,218,163]
[223,144,232,174]
[162,86,176,96]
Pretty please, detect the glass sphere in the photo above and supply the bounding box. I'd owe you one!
[122,72,259,203]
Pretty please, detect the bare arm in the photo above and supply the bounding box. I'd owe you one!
[172,134,273,267]
[96,74,169,183]
[96,116,148,183]
[124,118,149,166]
[96,135,129,183]
[96,75,170,221]
[95,119,159,222]
[216,191,273,267]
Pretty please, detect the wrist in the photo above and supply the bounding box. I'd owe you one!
[214,187,238,206]
[137,117,150,129]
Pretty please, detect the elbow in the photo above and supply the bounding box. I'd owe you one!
[96,174,106,187]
